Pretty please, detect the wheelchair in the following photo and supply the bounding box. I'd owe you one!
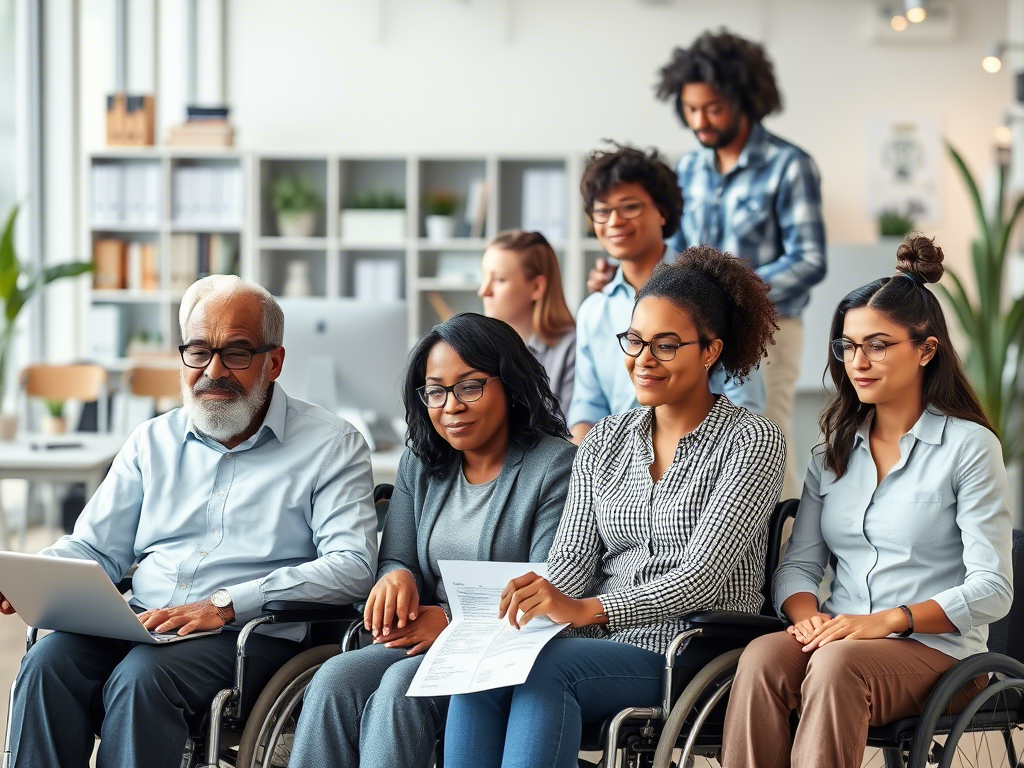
[581,503,1024,768]
[1,483,394,768]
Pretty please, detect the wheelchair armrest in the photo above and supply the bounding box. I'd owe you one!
[260,601,361,625]
[680,610,785,640]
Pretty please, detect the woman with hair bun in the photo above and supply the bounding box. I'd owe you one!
[444,245,785,768]
[721,235,1013,768]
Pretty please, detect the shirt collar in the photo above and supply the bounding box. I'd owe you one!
[699,121,768,174]
[602,246,674,299]
[184,381,287,448]
[630,394,736,445]
[853,406,947,448]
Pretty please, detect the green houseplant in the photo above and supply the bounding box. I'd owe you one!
[878,207,916,239]
[270,175,321,238]
[0,205,93,438]
[940,142,1024,462]
[424,190,459,242]
[339,190,407,243]
[43,399,66,435]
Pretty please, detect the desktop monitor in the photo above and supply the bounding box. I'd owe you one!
[276,298,409,425]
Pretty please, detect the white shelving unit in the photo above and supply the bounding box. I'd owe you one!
[84,149,596,357]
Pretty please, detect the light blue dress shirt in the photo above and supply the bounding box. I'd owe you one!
[42,383,379,640]
[566,250,766,429]
[670,122,827,318]
[774,408,1013,660]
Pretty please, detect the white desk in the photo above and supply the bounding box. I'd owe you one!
[0,434,126,550]
[369,446,405,488]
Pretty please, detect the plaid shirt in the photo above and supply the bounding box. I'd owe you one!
[670,123,827,317]
[547,397,785,655]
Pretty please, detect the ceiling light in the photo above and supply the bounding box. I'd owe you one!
[904,0,926,22]
[983,55,1003,73]
[891,14,908,31]
[995,124,1013,148]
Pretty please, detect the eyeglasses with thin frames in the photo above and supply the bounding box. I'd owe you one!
[417,377,498,409]
[830,338,911,363]
[617,331,699,362]
[179,344,278,370]
[589,201,646,224]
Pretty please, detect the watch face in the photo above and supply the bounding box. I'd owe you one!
[212,590,231,608]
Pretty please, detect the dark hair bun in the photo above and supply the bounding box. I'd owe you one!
[895,233,944,284]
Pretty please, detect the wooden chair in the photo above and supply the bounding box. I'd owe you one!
[119,365,181,434]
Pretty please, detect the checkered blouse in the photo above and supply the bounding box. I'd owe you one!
[547,396,785,655]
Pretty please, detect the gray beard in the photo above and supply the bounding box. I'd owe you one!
[180,361,271,443]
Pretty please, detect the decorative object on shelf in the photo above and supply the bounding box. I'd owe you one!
[941,142,1024,463]
[283,260,312,297]
[271,175,320,238]
[125,331,167,358]
[878,206,916,238]
[167,106,235,148]
[43,400,67,436]
[340,191,407,243]
[425,190,459,242]
[105,93,155,147]
[0,205,93,435]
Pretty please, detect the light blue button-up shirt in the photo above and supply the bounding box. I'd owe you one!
[774,408,1013,660]
[566,250,766,429]
[42,383,378,640]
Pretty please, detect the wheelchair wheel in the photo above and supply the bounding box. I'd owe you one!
[907,655,1024,768]
[235,643,340,768]
[651,648,744,768]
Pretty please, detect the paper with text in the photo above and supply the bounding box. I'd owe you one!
[406,560,568,697]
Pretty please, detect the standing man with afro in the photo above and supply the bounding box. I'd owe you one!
[659,28,826,499]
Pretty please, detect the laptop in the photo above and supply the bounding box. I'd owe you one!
[0,552,221,644]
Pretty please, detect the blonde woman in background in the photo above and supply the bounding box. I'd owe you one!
[479,230,576,419]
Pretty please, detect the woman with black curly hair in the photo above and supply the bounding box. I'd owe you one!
[443,246,785,768]
[289,313,576,768]
[721,236,1012,768]
[651,28,827,502]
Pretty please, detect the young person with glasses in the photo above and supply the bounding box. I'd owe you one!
[443,246,784,768]
[567,143,765,445]
[478,230,576,420]
[288,313,576,768]
[721,235,1013,768]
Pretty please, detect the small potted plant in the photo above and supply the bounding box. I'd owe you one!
[271,175,320,238]
[424,190,459,242]
[877,206,916,240]
[340,190,407,244]
[43,400,66,435]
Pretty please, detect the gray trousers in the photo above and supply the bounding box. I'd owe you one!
[288,642,447,768]
[9,629,297,768]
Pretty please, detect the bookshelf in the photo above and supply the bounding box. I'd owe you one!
[84,149,595,361]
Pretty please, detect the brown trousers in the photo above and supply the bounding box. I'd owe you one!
[721,631,985,768]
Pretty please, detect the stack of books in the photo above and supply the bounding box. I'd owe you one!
[92,239,159,291]
[167,106,235,148]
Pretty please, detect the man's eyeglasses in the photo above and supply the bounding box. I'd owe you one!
[830,339,910,363]
[179,344,278,370]
[417,377,498,409]
[589,201,646,224]
[617,332,699,362]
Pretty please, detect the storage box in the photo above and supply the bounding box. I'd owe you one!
[339,210,406,243]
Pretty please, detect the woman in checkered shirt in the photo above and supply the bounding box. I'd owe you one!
[444,245,786,768]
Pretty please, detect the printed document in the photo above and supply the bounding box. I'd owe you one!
[406,560,567,697]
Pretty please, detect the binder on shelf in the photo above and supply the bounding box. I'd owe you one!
[93,238,127,289]
[463,180,489,238]
[353,258,402,302]
[522,168,566,242]
[89,305,124,359]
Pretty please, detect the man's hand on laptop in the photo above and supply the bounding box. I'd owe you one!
[0,591,15,615]
[138,599,234,636]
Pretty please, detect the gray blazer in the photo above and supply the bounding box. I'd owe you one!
[377,434,576,605]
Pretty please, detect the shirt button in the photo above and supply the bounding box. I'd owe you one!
[217,490,226,497]
[212,530,219,536]
[180,582,187,588]
[199,551,208,556]
[225,453,233,459]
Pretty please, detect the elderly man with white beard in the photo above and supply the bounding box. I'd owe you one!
[3,275,378,768]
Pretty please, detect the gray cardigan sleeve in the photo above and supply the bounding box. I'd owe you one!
[376,450,425,594]
[527,439,576,563]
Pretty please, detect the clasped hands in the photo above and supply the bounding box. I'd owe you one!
[788,608,907,651]
[363,570,448,656]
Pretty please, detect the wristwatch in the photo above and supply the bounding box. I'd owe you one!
[211,589,235,624]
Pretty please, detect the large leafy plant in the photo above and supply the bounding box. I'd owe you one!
[940,143,1024,461]
[0,206,93,407]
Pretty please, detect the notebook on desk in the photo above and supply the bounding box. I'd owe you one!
[0,552,220,645]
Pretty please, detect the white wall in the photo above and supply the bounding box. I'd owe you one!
[0,0,15,215]
[74,0,1015,279]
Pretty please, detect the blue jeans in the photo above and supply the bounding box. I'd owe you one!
[288,642,447,768]
[9,629,296,768]
[443,637,664,768]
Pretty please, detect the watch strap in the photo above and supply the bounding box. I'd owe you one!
[897,604,914,637]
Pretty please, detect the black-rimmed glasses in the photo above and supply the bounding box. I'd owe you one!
[589,201,646,224]
[179,344,278,370]
[617,331,699,362]
[417,377,498,409]
[830,339,910,363]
